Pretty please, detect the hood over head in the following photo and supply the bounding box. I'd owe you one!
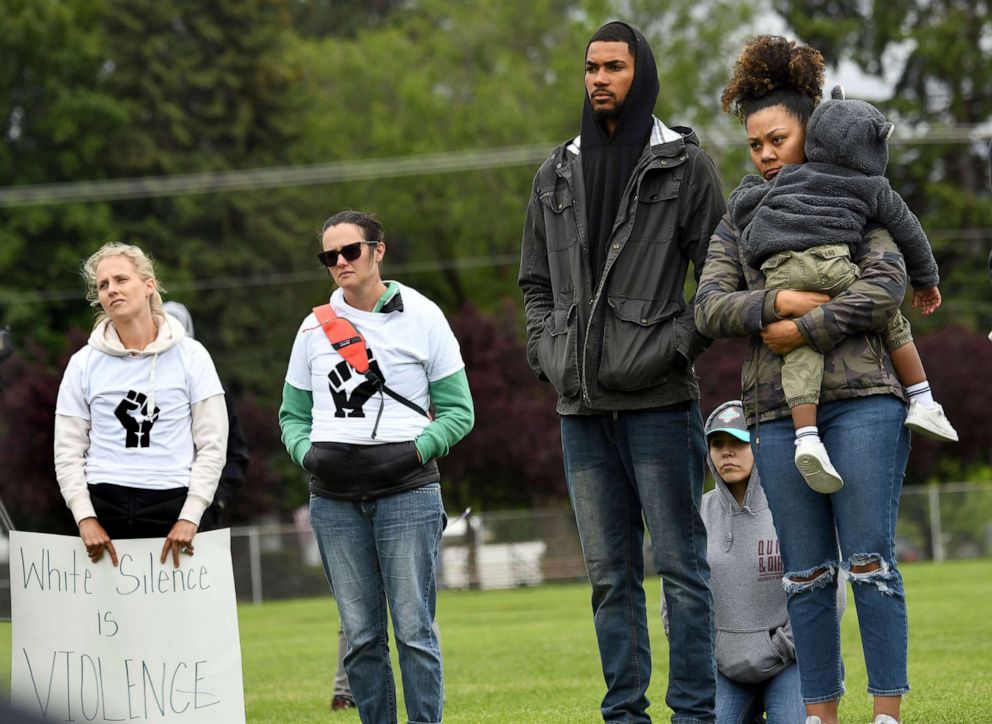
[581,21,660,278]
[581,21,659,149]
[162,301,195,339]
[805,89,893,176]
[704,401,765,518]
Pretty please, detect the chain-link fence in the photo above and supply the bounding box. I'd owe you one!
[1,482,990,613]
[896,482,992,562]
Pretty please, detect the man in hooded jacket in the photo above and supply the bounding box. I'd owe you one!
[519,21,725,724]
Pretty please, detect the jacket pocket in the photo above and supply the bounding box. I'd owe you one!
[637,175,681,204]
[715,628,789,684]
[537,302,581,397]
[807,243,851,261]
[598,296,681,391]
[627,174,681,245]
[539,186,577,251]
[741,346,757,397]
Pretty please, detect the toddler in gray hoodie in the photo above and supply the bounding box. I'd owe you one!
[728,88,957,496]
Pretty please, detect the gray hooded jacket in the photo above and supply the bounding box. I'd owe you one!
[662,452,793,682]
[663,404,848,682]
[700,458,796,682]
[728,95,939,289]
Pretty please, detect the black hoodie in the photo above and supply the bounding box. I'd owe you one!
[580,22,660,280]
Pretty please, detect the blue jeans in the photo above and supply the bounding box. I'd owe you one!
[715,664,802,724]
[561,405,716,723]
[310,484,445,724]
[752,395,910,704]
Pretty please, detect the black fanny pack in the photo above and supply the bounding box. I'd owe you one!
[304,440,439,501]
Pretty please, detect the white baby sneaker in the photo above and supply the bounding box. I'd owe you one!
[904,400,958,442]
[794,438,844,494]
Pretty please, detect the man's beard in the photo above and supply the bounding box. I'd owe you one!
[593,98,625,127]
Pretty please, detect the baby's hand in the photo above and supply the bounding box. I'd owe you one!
[912,287,941,316]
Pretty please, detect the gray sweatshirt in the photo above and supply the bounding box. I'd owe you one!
[662,460,793,682]
[700,462,796,683]
[663,455,847,682]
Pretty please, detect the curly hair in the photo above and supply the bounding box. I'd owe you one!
[721,35,825,126]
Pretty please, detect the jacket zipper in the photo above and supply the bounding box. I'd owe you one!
[571,143,687,405]
[579,153,656,404]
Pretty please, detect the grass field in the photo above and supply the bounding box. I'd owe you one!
[3,559,990,722]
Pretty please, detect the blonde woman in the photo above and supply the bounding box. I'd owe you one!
[54,242,228,568]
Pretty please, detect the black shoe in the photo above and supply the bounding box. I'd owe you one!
[331,695,356,711]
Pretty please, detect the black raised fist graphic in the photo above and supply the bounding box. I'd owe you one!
[327,348,385,419]
[114,389,160,447]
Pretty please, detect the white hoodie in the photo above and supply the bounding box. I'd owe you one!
[54,313,228,526]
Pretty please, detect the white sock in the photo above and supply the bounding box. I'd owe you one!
[906,381,935,408]
[795,426,821,444]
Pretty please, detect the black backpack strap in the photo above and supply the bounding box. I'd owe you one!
[363,368,430,419]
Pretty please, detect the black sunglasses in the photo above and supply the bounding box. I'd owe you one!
[317,241,379,267]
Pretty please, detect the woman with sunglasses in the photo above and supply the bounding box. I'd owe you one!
[279,209,474,724]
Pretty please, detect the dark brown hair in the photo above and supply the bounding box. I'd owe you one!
[721,35,825,126]
[319,210,384,244]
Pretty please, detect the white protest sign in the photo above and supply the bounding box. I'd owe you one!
[10,529,245,723]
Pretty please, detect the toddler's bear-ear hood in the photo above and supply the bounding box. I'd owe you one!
[805,88,893,176]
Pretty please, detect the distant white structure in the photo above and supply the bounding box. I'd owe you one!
[440,516,547,590]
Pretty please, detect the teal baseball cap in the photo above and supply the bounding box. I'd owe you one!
[704,400,750,443]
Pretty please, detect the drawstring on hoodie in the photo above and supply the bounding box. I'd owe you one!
[140,316,164,421]
[93,312,177,423]
[145,351,160,424]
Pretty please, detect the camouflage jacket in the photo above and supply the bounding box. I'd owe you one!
[694,214,908,424]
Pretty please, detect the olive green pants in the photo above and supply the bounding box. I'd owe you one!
[762,244,912,408]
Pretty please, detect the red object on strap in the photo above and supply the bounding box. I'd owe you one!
[312,304,369,373]
[312,303,431,426]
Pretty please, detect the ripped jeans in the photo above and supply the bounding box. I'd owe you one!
[752,395,910,704]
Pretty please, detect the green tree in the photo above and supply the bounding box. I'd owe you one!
[290,0,404,38]
[774,0,992,332]
[0,0,320,527]
[97,0,314,397]
[0,0,125,348]
[288,0,755,312]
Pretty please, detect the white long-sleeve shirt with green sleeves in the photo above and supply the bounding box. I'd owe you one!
[279,282,474,466]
